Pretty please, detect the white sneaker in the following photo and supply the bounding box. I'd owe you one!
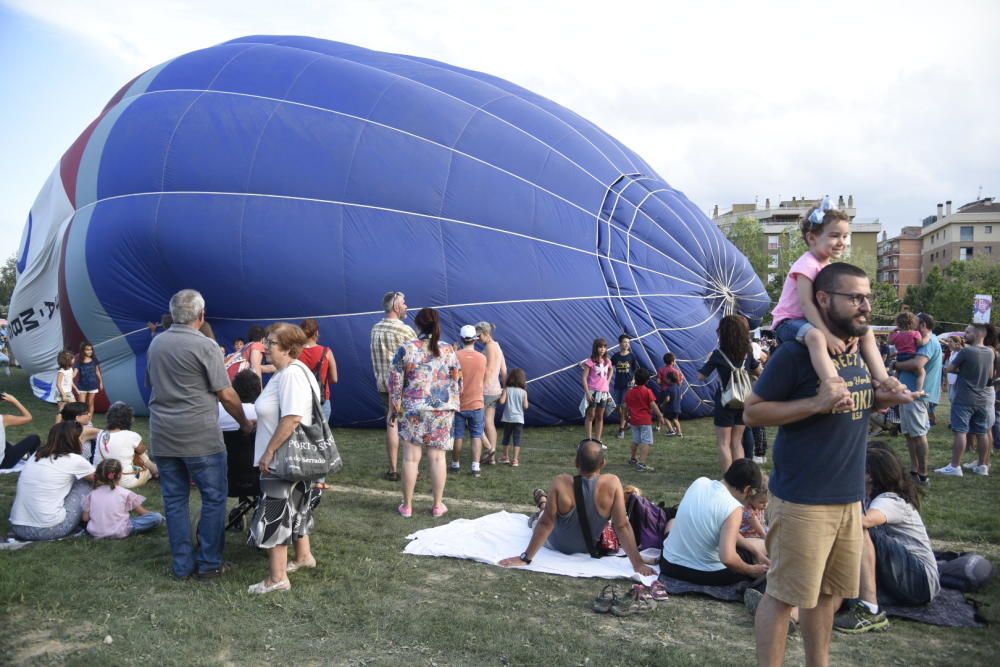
[934,464,964,477]
[973,464,989,476]
[752,456,765,464]
[617,429,626,439]
[962,461,978,470]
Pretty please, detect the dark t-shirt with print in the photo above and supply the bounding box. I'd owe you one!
[611,351,638,389]
[753,341,874,505]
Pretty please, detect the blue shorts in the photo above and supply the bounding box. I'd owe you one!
[950,402,990,435]
[631,424,654,445]
[453,408,485,439]
[774,318,814,345]
[611,385,631,409]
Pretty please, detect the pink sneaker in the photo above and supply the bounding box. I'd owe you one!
[431,504,449,518]
[397,503,412,518]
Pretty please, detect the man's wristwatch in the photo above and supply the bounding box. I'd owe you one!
[520,552,532,564]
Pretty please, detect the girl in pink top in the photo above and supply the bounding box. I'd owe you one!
[581,338,614,442]
[771,196,891,386]
[82,459,164,539]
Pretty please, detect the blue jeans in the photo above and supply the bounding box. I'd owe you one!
[130,512,165,535]
[155,451,228,577]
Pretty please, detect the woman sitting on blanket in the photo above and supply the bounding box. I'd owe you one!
[660,459,770,586]
[833,447,941,633]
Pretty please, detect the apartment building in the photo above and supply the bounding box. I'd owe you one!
[877,226,922,298]
[920,198,1000,275]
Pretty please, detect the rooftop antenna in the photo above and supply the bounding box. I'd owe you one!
[978,185,983,200]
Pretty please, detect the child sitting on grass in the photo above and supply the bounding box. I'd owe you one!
[82,459,164,539]
[625,368,665,472]
[740,474,769,543]
[498,368,529,467]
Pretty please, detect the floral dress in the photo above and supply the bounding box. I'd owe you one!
[388,338,462,450]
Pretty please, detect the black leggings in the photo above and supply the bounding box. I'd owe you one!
[659,546,756,586]
[2,435,41,469]
[502,423,523,446]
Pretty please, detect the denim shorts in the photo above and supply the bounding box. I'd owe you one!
[631,424,654,445]
[950,402,990,435]
[453,408,485,439]
[774,318,814,345]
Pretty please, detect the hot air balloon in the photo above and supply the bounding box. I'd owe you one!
[8,35,768,424]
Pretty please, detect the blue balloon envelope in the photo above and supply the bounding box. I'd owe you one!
[9,35,768,423]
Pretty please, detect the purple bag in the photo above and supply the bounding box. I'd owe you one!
[626,493,672,551]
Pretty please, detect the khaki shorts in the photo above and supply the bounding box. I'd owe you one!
[765,496,862,609]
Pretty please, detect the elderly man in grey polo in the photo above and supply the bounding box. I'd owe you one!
[147,289,253,580]
[370,291,417,482]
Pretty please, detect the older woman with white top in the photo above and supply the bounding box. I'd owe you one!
[247,323,323,595]
[9,421,96,541]
[476,321,507,463]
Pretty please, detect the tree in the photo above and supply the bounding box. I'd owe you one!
[725,216,768,285]
[0,254,16,309]
[868,281,900,326]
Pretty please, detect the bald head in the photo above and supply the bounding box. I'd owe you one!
[576,439,606,473]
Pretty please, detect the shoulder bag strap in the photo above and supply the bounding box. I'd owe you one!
[292,362,325,423]
[573,475,601,558]
[717,349,737,370]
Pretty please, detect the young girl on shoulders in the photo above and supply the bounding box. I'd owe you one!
[581,338,613,443]
[55,351,76,412]
[74,341,103,416]
[82,459,164,539]
[770,196,891,386]
[498,368,529,467]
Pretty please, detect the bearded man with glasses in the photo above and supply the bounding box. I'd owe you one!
[744,263,921,665]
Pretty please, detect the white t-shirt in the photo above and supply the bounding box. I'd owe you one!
[253,361,319,466]
[56,368,74,398]
[217,403,258,432]
[93,430,143,470]
[9,453,95,527]
[662,477,743,571]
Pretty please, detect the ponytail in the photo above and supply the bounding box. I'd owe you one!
[414,308,442,357]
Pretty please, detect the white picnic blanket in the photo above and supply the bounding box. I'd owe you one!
[404,510,660,585]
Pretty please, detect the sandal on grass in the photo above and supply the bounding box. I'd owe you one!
[593,584,621,613]
[611,589,657,616]
[286,557,317,573]
[648,580,669,601]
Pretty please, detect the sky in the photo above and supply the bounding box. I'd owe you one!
[1,0,998,262]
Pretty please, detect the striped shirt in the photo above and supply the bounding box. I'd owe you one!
[370,318,417,392]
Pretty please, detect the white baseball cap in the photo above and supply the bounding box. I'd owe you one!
[460,324,477,340]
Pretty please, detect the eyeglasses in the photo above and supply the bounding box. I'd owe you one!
[264,338,277,347]
[824,291,871,307]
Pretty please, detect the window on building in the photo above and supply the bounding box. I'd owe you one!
[767,234,780,250]
[960,247,974,261]
[987,246,993,255]
[987,226,993,234]
[961,226,974,241]
[768,254,779,269]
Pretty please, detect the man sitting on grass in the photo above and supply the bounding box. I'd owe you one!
[499,439,654,577]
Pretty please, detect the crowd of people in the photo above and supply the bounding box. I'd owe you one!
[0,196,993,665]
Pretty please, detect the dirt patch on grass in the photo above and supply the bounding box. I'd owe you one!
[12,628,91,664]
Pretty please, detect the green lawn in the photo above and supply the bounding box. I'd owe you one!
[1,368,997,666]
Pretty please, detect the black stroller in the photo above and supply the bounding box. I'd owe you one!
[224,429,260,532]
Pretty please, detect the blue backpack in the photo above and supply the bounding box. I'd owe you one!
[626,492,673,551]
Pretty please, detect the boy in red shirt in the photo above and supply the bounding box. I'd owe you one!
[625,368,666,471]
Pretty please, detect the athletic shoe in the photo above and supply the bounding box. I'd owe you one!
[635,463,655,472]
[431,503,449,518]
[397,504,412,518]
[470,466,481,478]
[617,429,626,439]
[973,464,989,476]
[752,456,765,464]
[962,461,977,470]
[934,464,963,477]
[449,462,460,472]
[833,602,889,634]
[628,457,638,466]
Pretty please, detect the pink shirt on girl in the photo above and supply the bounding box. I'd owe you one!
[771,251,827,326]
[83,485,145,539]
[583,358,612,392]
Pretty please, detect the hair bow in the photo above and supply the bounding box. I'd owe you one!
[808,195,833,225]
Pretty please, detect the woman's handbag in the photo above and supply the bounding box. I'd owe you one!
[718,350,753,410]
[270,364,343,482]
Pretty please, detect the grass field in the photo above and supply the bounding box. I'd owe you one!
[1,368,997,666]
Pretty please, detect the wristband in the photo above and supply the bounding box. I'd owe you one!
[520,551,532,564]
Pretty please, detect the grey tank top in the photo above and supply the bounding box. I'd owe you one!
[545,475,610,555]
